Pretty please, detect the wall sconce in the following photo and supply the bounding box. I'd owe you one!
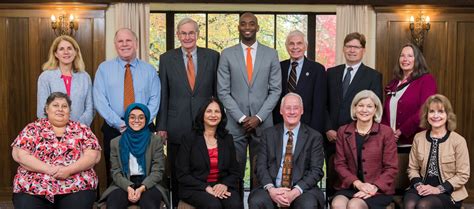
[409,12,430,51]
[51,14,78,36]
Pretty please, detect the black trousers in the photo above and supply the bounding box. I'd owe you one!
[168,141,180,207]
[106,175,163,209]
[12,190,96,209]
[101,122,155,186]
[182,188,242,209]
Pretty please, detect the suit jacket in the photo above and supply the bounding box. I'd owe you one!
[99,135,169,206]
[334,122,398,195]
[326,63,382,132]
[175,132,240,199]
[273,58,327,133]
[255,123,325,205]
[157,47,220,144]
[217,42,282,135]
[381,73,437,145]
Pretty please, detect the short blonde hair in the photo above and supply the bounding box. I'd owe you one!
[42,35,85,72]
[350,90,383,123]
[420,94,457,131]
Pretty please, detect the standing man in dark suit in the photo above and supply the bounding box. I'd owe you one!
[217,12,282,195]
[325,32,382,196]
[249,93,324,209]
[157,17,220,207]
[273,30,327,134]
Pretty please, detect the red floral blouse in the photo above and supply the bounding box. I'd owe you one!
[11,118,101,202]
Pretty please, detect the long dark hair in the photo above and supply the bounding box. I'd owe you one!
[193,97,228,138]
[393,43,430,80]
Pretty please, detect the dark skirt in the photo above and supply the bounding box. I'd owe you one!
[405,188,462,209]
[334,189,393,209]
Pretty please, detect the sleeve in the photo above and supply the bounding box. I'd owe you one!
[11,123,37,153]
[93,64,125,130]
[78,73,94,126]
[37,72,50,119]
[444,135,470,191]
[156,55,168,131]
[294,132,325,192]
[175,134,209,191]
[81,126,101,151]
[142,136,165,189]
[372,132,398,193]
[146,68,161,124]
[333,127,359,188]
[407,133,423,185]
[219,135,240,190]
[217,50,246,121]
[399,75,437,138]
[256,50,282,121]
[255,130,275,187]
[110,138,134,190]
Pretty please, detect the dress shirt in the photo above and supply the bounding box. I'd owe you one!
[341,62,362,84]
[181,47,198,75]
[129,153,144,176]
[275,122,303,194]
[37,69,94,125]
[286,58,304,83]
[238,41,262,123]
[93,57,161,130]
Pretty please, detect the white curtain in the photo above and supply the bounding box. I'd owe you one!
[336,5,376,68]
[113,3,150,62]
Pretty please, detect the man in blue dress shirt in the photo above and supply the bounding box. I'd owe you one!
[93,28,161,185]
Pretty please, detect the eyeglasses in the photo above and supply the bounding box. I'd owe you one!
[178,31,197,38]
[129,115,146,122]
[344,45,363,50]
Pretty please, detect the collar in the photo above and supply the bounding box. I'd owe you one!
[290,57,304,66]
[117,57,139,68]
[345,62,362,70]
[241,41,258,50]
[181,47,197,57]
[343,121,380,136]
[284,122,301,135]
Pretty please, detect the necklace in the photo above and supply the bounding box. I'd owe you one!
[204,135,217,147]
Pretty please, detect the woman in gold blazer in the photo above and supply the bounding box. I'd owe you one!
[405,94,469,209]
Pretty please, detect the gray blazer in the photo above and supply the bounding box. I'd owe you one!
[99,135,169,207]
[157,47,219,144]
[217,42,282,135]
[37,69,94,125]
[255,123,325,206]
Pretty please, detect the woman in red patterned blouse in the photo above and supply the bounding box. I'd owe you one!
[11,92,101,209]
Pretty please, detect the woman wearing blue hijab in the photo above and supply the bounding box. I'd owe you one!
[99,103,168,208]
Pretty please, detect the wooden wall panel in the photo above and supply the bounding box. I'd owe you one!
[375,7,474,202]
[0,5,106,201]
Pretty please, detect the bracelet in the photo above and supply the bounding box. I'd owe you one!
[437,185,446,193]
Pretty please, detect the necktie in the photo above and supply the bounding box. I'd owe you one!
[186,52,196,91]
[246,47,253,84]
[123,63,135,110]
[288,62,298,92]
[342,67,353,97]
[281,131,294,188]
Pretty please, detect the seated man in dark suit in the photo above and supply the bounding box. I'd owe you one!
[249,93,324,209]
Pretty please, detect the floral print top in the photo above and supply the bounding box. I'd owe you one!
[11,118,101,202]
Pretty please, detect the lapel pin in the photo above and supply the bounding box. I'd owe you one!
[306,72,310,76]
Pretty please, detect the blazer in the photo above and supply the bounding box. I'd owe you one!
[175,132,240,199]
[408,131,470,202]
[273,58,327,133]
[99,135,169,207]
[334,122,398,195]
[37,69,94,125]
[255,123,325,206]
[217,42,282,135]
[326,63,382,132]
[157,47,219,144]
[381,73,437,145]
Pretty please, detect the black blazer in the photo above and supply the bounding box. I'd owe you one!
[157,47,220,144]
[255,123,325,206]
[326,63,382,131]
[175,131,240,199]
[273,57,327,133]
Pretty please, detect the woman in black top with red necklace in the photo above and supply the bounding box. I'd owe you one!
[176,98,242,209]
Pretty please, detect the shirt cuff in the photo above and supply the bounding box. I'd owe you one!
[441,181,454,194]
[294,185,303,194]
[255,115,263,122]
[238,115,247,124]
[264,183,275,191]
